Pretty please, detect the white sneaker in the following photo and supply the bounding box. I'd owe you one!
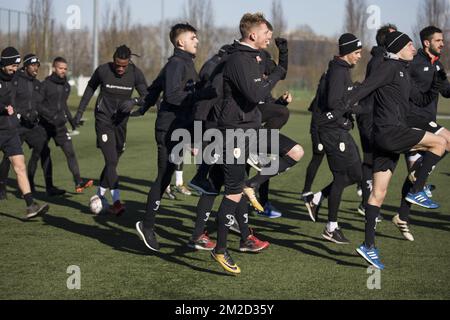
[392,214,414,242]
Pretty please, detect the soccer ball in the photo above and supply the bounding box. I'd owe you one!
[89,195,109,215]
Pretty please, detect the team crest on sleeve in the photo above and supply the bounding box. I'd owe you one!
[102,134,108,143]
[233,148,241,159]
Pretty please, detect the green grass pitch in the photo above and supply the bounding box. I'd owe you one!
[0,108,449,300]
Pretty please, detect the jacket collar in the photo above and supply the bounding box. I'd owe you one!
[174,47,196,60]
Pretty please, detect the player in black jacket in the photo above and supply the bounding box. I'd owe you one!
[393,26,450,241]
[0,47,49,218]
[0,54,65,197]
[355,24,397,217]
[304,33,364,244]
[40,57,94,194]
[74,45,148,216]
[317,31,446,269]
[209,13,292,274]
[135,23,216,253]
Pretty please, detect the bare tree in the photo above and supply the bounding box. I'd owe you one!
[343,0,370,81]
[25,0,54,63]
[270,0,286,38]
[343,0,367,43]
[183,0,215,68]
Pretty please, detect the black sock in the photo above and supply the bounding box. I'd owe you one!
[215,197,239,253]
[399,177,413,222]
[365,204,380,247]
[303,153,325,194]
[411,151,441,193]
[192,195,216,240]
[361,163,373,208]
[246,155,297,188]
[234,198,251,240]
[24,193,34,207]
[259,181,269,207]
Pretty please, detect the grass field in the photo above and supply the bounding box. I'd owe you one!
[0,108,449,300]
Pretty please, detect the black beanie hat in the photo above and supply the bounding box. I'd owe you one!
[339,33,362,56]
[385,31,412,54]
[23,54,40,67]
[0,47,21,67]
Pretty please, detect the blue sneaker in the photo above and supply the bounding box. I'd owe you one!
[356,244,385,270]
[405,191,439,209]
[257,202,282,219]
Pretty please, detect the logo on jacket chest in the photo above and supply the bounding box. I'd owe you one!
[399,71,404,77]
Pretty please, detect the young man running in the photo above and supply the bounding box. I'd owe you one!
[317,31,446,269]
[304,34,364,244]
[209,13,290,274]
[135,23,216,252]
[393,26,450,241]
[74,45,148,216]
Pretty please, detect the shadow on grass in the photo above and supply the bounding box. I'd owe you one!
[26,198,231,277]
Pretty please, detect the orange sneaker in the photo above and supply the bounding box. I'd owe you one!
[76,179,94,193]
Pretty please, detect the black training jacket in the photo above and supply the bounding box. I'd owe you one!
[77,62,147,124]
[13,69,43,128]
[308,72,327,134]
[155,48,201,132]
[357,46,386,118]
[408,48,450,121]
[194,43,238,123]
[40,73,74,128]
[219,42,286,130]
[0,70,19,132]
[342,56,439,131]
[317,57,356,131]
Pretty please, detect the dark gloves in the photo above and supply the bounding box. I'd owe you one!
[195,86,218,101]
[275,37,288,54]
[130,107,146,117]
[268,65,287,83]
[118,97,144,114]
[73,112,84,128]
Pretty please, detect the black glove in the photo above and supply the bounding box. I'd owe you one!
[119,97,141,114]
[130,106,146,117]
[430,69,446,92]
[73,112,83,128]
[275,37,288,54]
[268,65,287,83]
[195,86,217,101]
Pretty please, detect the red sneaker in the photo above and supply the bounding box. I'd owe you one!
[108,200,125,217]
[239,231,270,253]
[188,232,216,251]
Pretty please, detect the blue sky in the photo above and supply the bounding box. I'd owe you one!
[0,0,422,38]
